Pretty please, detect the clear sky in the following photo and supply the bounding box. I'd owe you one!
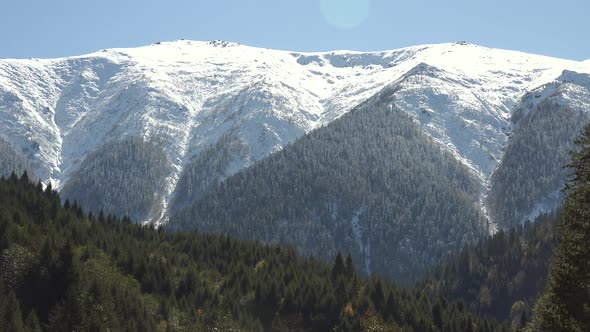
[1,0,588,60]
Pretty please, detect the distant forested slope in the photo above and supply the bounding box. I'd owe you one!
[487,101,589,228]
[0,173,506,331]
[60,137,169,222]
[0,137,32,179]
[424,212,558,329]
[170,102,487,283]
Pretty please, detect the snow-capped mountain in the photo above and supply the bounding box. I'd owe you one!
[0,40,587,225]
[486,64,590,227]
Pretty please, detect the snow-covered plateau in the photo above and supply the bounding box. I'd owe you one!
[1,40,588,226]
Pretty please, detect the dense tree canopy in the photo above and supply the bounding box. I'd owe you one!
[487,101,589,228]
[0,137,32,179]
[425,211,558,330]
[60,137,170,222]
[526,124,590,331]
[170,104,486,283]
[0,173,505,331]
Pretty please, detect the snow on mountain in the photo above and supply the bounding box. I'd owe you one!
[511,65,590,126]
[0,40,584,224]
[485,66,590,227]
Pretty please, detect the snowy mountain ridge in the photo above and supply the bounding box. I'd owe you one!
[0,40,586,224]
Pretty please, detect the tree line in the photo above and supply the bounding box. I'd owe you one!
[0,172,505,331]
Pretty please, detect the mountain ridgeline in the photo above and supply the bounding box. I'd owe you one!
[169,102,487,283]
[1,41,588,231]
[1,41,590,331]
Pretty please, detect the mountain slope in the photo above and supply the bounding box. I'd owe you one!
[425,211,558,327]
[486,69,590,227]
[0,41,583,224]
[60,137,170,221]
[169,103,487,282]
[0,174,506,331]
[0,137,31,178]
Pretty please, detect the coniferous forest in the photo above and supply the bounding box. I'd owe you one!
[1,123,589,331]
[1,3,589,329]
[60,137,170,222]
[526,124,590,331]
[169,103,486,284]
[0,138,32,179]
[0,172,507,331]
[487,101,589,228]
[424,211,558,329]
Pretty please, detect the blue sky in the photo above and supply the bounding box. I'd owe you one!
[1,0,588,60]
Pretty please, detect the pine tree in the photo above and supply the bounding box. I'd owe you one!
[345,254,354,279]
[6,291,26,332]
[332,252,345,281]
[24,310,42,332]
[432,301,444,330]
[526,124,590,332]
[370,279,385,311]
[383,291,396,320]
[0,279,6,331]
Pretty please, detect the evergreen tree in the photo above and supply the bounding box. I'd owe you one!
[345,254,354,279]
[432,301,444,330]
[332,252,345,281]
[0,279,6,331]
[383,291,396,320]
[6,291,26,332]
[370,278,385,310]
[526,124,590,331]
[24,310,42,332]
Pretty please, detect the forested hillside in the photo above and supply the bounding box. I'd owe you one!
[527,124,590,331]
[0,173,506,331]
[169,132,251,214]
[60,137,170,222]
[487,100,589,228]
[169,102,487,283]
[0,137,31,179]
[424,211,558,329]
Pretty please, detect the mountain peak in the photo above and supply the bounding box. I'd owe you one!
[404,62,444,77]
[558,69,590,85]
[206,40,241,47]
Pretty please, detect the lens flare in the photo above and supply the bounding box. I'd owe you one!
[320,0,370,29]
